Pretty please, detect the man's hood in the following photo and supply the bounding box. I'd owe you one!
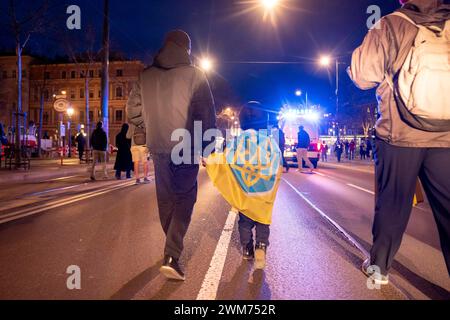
[153,42,191,69]
[398,0,450,27]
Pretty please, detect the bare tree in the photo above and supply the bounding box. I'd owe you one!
[6,0,49,167]
[35,63,50,157]
[63,25,101,150]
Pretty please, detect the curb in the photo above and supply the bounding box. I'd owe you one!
[0,164,115,184]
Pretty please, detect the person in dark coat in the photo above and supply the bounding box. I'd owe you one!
[75,131,86,162]
[114,123,133,180]
[273,124,289,173]
[90,121,108,180]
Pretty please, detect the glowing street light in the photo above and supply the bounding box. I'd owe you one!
[261,0,279,10]
[200,57,213,72]
[319,55,331,67]
[295,89,302,97]
[66,107,74,118]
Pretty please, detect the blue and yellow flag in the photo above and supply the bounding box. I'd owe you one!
[206,130,282,225]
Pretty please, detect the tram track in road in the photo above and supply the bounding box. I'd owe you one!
[0,178,153,225]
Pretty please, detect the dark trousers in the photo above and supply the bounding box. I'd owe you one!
[78,148,84,161]
[371,138,450,275]
[238,213,270,248]
[153,154,199,260]
[115,169,131,179]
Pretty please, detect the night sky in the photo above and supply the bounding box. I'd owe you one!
[0,0,401,113]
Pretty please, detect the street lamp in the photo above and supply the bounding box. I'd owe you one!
[319,55,345,140]
[200,57,214,72]
[295,89,302,97]
[67,107,74,158]
[261,0,279,10]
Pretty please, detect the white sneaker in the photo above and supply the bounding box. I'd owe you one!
[362,258,389,285]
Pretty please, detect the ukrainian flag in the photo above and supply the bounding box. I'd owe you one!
[206,130,282,225]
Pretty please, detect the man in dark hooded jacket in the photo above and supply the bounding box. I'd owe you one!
[126,30,216,281]
[348,0,450,285]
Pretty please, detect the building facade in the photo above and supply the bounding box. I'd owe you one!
[0,55,145,143]
[0,55,34,130]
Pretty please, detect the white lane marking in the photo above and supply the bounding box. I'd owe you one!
[197,210,238,300]
[282,178,370,258]
[43,175,80,182]
[347,183,375,195]
[0,181,137,224]
[314,171,327,177]
[26,183,86,196]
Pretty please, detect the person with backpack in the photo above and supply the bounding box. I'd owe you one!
[348,0,450,285]
[90,121,108,181]
[126,30,216,281]
[126,106,150,185]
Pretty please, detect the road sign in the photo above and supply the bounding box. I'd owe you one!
[54,98,69,113]
[60,123,66,137]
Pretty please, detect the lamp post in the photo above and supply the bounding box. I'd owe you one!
[67,107,74,158]
[319,55,345,141]
[295,89,308,109]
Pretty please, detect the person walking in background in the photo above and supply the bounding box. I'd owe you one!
[349,139,356,160]
[359,140,366,160]
[335,140,343,163]
[348,0,450,284]
[296,125,314,172]
[273,124,289,173]
[114,123,133,180]
[126,30,216,281]
[366,138,373,160]
[126,110,150,185]
[344,140,350,159]
[321,140,328,162]
[90,121,108,181]
[75,130,86,162]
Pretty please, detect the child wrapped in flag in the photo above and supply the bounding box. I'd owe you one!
[206,105,282,269]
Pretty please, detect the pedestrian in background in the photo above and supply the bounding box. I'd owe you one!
[349,139,356,160]
[366,138,373,160]
[344,140,350,159]
[90,121,108,181]
[296,125,314,172]
[114,123,133,180]
[75,130,86,162]
[321,140,328,162]
[126,111,150,185]
[335,140,343,162]
[359,140,366,160]
[349,0,450,284]
[273,124,289,173]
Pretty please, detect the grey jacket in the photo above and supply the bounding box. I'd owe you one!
[125,94,145,147]
[126,42,216,154]
[348,0,450,147]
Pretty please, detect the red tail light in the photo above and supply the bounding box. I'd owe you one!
[317,142,322,152]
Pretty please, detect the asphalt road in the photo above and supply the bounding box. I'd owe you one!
[0,161,448,300]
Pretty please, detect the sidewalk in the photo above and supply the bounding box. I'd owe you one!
[0,157,116,184]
